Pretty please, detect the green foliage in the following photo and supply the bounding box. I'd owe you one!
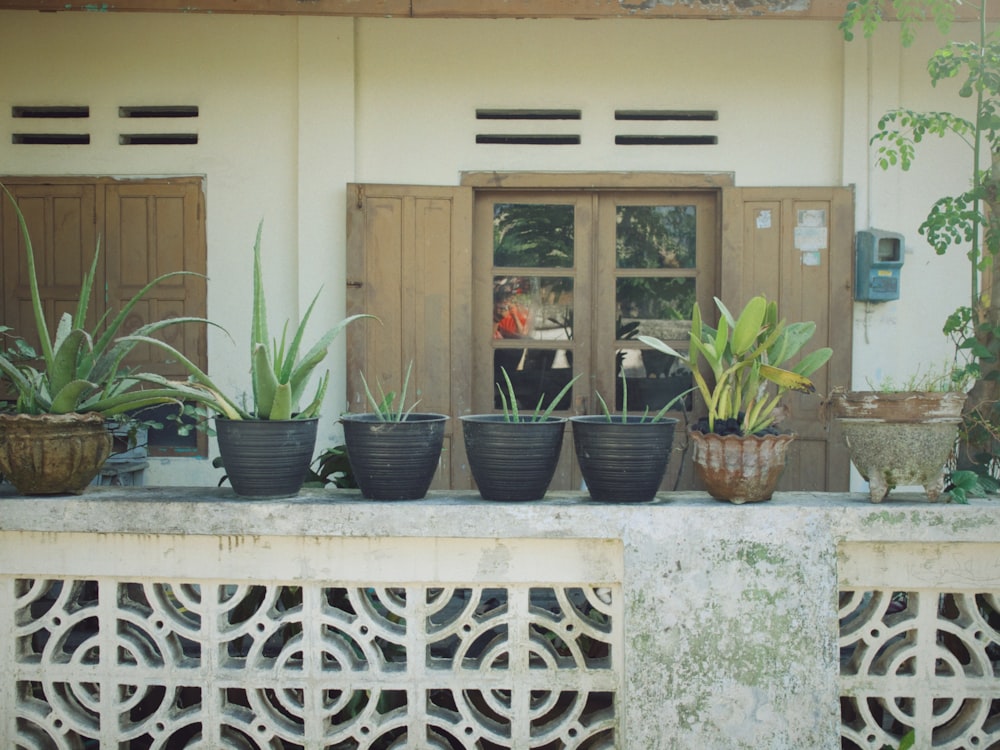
[840,0,955,46]
[496,366,580,422]
[0,184,220,418]
[360,360,422,422]
[125,220,372,420]
[593,367,692,424]
[303,444,357,489]
[639,295,832,436]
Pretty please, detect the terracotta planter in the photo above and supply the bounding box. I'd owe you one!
[461,414,566,501]
[829,391,965,503]
[570,415,678,503]
[215,417,319,499]
[342,413,448,500]
[689,429,795,505]
[0,412,112,495]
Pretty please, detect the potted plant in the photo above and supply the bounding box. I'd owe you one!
[460,367,579,502]
[638,294,832,504]
[570,372,686,504]
[841,0,1000,494]
[827,368,968,503]
[129,221,371,499]
[341,362,448,500]
[0,185,220,495]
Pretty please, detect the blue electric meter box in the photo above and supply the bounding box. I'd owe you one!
[855,229,903,302]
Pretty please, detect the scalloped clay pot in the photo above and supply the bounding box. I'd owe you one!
[828,390,965,503]
[0,412,112,495]
[688,429,795,505]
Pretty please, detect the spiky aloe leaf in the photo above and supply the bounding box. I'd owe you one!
[118,334,248,420]
[270,382,294,421]
[2,185,53,369]
[49,325,91,398]
[252,342,279,419]
[49,379,98,414]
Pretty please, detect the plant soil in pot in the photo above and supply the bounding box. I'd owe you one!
[342,413,447,500]
[571,415,678,503]
[688,426,795,505]
[829,390,965,503]
[461,414,566,501]
[0,412,113,495]
[215,417,319,499]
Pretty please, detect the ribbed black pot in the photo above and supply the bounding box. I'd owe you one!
[341,413,448,500]
[461,415,566,501]
[571,415,678,503]
[215,417,318,499]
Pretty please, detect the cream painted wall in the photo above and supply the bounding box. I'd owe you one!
[0,10,976,488]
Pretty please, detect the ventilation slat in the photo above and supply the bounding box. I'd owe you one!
[476,134,580,145]
[476,109,581,121]
[119,133,199,146]
[615,109,718,122]
[615,135,717,146]
[12,133,90,145]
[119,106,199,119]
[12,106,89,119]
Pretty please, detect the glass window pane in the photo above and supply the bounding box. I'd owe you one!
[493,349,574,412]
[616,205,697,269]
[616,277,695,340]
[614,349,693,413]
[494,203,574,268]
[493,276,573,342]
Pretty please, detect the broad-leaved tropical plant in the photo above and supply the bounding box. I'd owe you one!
[127,220,371,420]
[0,184,219,417]
[638,295,833,436]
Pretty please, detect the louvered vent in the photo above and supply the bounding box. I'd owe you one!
[476,109,581,145]
[11,105,90,145]
[614,109,718,146]
[119,105,199,146]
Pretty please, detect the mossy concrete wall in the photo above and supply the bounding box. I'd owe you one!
[1,488,997,748]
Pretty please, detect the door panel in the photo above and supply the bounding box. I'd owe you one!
[346,184,473,490]
[722,187,854,492]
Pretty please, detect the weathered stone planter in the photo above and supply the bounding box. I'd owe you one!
[829,390,966,503]
[0,412,112,495]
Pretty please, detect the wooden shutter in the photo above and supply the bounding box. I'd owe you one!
[104,179,207,378]
[721,186,854,491]
[346,184,473,489]
[1,183,100,362]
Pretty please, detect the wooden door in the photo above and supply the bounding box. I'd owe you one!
[721,186,854,491]
[1,183,100,361]
[105,180,207,378]
[345,184,473,489]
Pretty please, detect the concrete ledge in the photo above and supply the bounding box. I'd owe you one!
[2,487,997,748]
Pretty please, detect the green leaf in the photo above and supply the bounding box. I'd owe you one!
[731,296,767,356]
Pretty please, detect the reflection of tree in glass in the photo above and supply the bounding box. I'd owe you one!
[616,205,696,269]
[617,278,696,323]
[494,204,574,268]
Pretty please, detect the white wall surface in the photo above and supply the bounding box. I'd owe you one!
[0,10,978,487]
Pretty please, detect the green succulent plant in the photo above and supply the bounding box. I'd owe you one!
[127,220,372,420]
[638,294,833,436]
[0,184,218,417]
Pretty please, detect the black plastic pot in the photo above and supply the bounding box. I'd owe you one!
[570,415,678,503]
[215,417,318,499]
[341,413,448,500]
[461,414,566,501]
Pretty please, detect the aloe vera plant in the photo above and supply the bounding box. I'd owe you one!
[496,366,579,422]
[638,294,832,436]
[127,220,371,420]
[0,185,218,417]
